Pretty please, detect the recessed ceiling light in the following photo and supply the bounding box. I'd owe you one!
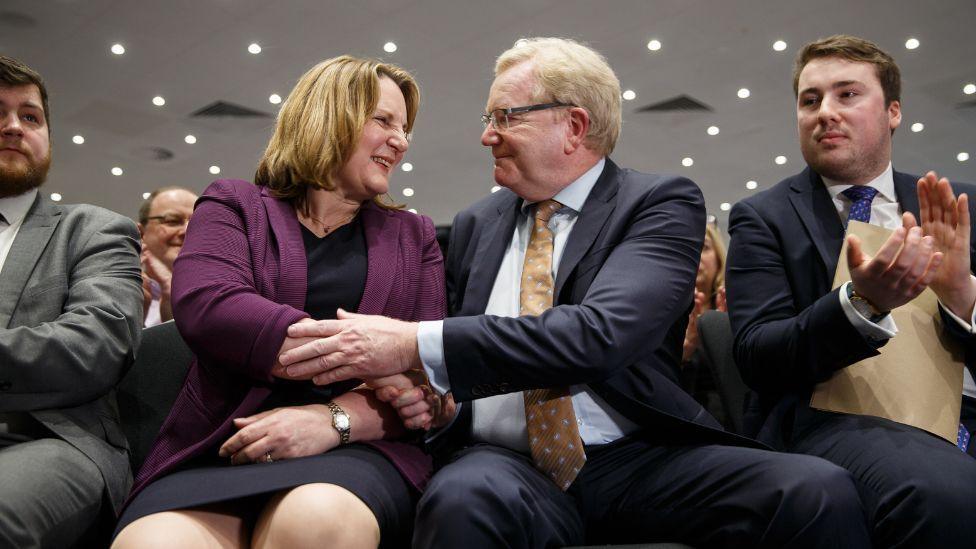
[706,125,720,136]
[773,40,788,52]
[383,42,397,53]
[402,187,415,197]
[681,157,694,167]
[72,135,85,145]
[269,93,282,104]
[110,43,125,55]
[964,83,976,95]
[514,39,529,49]
[209,165,221,175]
[720,202,732,211]
[184,135,197,144]
[622,90,636,101]
[959,152,971,162]
[911,122,924,133]
[248,43,262,54]
[408,208,418,214]
[775,155,787,165]
[905,38,920,50]
[152,96,165,107]
[50,192,62,202]
[142,192,151,200]
[491,185,501,193]
[401,162,413,172]
[706,214,717,224]
[111,167,123,176]
[746,180,758,190]
[646,39,662,51]
[737,88,751,99]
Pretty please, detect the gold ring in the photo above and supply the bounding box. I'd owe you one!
[264,451,274,463]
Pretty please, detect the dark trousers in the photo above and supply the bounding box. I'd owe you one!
[414,437,871,549]
[789,402,976,548]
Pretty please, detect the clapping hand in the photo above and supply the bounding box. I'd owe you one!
[917,171,976,319]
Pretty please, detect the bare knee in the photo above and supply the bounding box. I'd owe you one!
[253,483,380,549]
[112,509,247,549]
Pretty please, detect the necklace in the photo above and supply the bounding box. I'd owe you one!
[300,206,361,236]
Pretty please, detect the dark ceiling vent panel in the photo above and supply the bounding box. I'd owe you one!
[957,99,976,109]
[0,11,39,29]
[191,101,270,118]
[131,146,175,162]
[635,94,713,113]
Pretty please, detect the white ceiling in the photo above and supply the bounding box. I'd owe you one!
[4,0,975,228]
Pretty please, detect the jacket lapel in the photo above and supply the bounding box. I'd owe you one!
[261,189,307,311]
[788,168,845,282]
[0,194,61,328]
[463,195,519,315]
[359,202,400,315]
[893,170,920,219]
[554,159,618,296]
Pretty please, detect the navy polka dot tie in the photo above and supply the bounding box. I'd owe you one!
[841,186,879,226]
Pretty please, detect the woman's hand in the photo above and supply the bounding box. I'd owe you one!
[682,289,708,363]
[218,405,339,465]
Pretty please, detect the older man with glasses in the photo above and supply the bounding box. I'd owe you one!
[136,186,197,326]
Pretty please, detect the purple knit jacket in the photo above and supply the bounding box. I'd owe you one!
[126,179,446,507]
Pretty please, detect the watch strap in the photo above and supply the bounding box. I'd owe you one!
[326,401,351,445]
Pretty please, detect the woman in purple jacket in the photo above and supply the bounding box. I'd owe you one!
[113,56,445,549]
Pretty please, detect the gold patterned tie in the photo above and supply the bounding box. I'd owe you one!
[520,199,586,490]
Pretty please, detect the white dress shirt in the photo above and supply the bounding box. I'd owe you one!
[0,189,37,275]
[418,157,639,452]
[825,163,976,397]
[144,278,163,327]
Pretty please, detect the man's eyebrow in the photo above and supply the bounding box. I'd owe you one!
[798,80,862,96]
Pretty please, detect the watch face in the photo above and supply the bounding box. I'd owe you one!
[334,414,350,430]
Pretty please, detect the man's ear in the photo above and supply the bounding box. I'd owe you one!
[137,223,145,238]
[564,107,590,154]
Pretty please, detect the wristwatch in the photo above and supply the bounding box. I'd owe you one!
[326,402,351,445]
[847,284,890,323]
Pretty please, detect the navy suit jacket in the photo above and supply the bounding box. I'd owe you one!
[727,167,976,447]
[432,159,760,459]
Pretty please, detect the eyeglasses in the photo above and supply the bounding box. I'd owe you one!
[146,214,191,228]
[481,102,575,131]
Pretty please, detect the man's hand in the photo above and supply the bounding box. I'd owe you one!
[372,372,458,430]
[847,212,942,312]
[141,249,174,322]
[918,171,976,319]
[277,309,421,385]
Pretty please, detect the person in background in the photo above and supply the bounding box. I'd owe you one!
[0,55,142,548]
[681,223,729,426]
[137,186,197,326]
[112,55,445,549]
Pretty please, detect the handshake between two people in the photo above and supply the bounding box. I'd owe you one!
[271,310,456,431]
[847,171,976,320]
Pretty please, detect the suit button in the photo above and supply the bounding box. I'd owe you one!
[0,381,10,391]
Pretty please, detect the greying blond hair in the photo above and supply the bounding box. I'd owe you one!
[495,38,621,155]
[254,55,419,214]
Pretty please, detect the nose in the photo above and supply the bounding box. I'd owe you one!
[388,130,408,153]
[0,113,24,137]
[481,124,499,146]
[817,96,840,124]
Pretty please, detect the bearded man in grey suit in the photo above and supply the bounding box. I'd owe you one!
[0,55,142,548]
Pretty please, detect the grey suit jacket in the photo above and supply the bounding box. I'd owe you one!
[0,193,143,513]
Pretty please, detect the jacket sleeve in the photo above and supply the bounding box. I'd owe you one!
[443,176,703,401]
[0,212,142,411]
[170,183,308,383]
[413,215,447,322]
[725,199,880,395]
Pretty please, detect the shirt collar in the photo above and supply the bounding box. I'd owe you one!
[0,188,38,227]
[823,162,895,202]
[520,157,606,215]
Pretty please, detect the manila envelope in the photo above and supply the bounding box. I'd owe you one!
[809,220,965,442]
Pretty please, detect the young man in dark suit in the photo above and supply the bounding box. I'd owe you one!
[727,35,976,547]
[0,55,143,547]
[279,37,871,548]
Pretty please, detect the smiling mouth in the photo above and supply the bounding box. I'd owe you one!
[371,156,392,169]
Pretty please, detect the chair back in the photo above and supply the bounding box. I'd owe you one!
[696,310,748,435]
[117,321,193,472]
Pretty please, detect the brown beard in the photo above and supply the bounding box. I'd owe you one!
[0,152,50,199]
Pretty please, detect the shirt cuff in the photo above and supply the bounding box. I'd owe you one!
[417,320,451,394]
[939,300,976,334]
[839,281,897,340]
